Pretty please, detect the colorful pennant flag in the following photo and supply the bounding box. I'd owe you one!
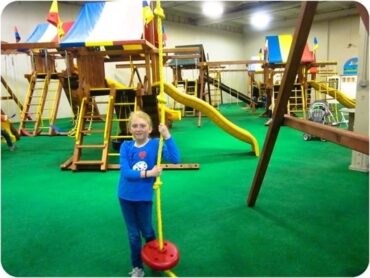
[47,0,64,38]
[258,48,263,60]
[14,26,21,43]
[162,25,168,45]
[313,37,319,51]
[142,0,154,25]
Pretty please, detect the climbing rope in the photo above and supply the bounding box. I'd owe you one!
[141,1,179,276]
[153,0,166,250]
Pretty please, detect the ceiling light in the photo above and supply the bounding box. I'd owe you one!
[250,11,271,30]
[202,1,224,19]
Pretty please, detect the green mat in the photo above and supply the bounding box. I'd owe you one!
[1,103,368,277]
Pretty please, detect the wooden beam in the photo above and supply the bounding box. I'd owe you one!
[104,163,201,170]
[116,63,147,69]
[209,69,249,73]
[1,76,24,112]
[1,42,58,51]
[283,115,369,155]
[200,60,263,67]
[162,47,201,54]
[161,163,200,170]
[164,54,201,60]
[247,2,318,207]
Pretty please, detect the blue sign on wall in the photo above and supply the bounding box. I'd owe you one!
[343,57,358,75]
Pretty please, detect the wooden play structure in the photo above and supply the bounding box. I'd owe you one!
[2,22,80,136]
[247,2,369,207]
[2,1,261,171]
[167,44,260,109]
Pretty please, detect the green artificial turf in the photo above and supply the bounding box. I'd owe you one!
[1,103,368,277]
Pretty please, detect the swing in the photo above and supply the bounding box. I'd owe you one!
[141,240,179,271]
[141,0,179,273]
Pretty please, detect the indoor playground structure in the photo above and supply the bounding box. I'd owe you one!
[1,2,260,275]
[2,0,260,173]
[264,34,356,113]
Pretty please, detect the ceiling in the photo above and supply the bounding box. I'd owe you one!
[161,1,359,34]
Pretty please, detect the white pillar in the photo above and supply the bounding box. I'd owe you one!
[349,18,369,172]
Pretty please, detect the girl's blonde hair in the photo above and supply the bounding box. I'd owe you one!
[128,111,152,128]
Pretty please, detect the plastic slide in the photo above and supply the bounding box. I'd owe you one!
[161,106,182,121]
[106,78,128,89]
[308,80,356,108]
[154,82,260,156]
[205,75,252,104]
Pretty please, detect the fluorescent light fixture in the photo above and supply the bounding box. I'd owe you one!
[202,1,224,19]
[250,11,271,30]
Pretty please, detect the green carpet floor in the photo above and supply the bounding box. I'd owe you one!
[1,103,368,277]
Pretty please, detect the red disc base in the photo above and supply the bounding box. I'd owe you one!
[141,240,180,271]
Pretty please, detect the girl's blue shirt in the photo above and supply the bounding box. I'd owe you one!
[118,137,180,201]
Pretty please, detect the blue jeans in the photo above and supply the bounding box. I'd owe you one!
[119,198,156,268]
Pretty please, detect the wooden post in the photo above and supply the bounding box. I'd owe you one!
[247,2,318,207]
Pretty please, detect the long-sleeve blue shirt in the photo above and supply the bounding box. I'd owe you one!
[118,137,180,201]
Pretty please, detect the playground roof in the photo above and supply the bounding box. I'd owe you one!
[26,21,74,43]
[266,34,315,64]
[60,1,144,48]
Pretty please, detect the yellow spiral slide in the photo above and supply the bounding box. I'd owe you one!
[153,82,260,156]
[308,80,356,108]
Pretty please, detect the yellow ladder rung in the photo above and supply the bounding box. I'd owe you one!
[115,102,136,106]
[76,144,105,149]
[110,135,132,139]
[81,129,105,134]
[74,160,104,165]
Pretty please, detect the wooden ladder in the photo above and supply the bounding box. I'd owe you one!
[19,72,62,135]
[210,71,222,107]
[38,74,63,135]
[107,88,137,169]
[183,79,198,116]
[1,76,25,112]
[70,87,116,171]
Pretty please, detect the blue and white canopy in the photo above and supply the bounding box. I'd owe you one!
[60,1,145,48]
[26,22,73,43]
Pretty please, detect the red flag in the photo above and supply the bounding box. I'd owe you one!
[47,0,59,26]
[47,0,64,38]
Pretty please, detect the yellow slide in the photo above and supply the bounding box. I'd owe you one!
[308,80,356,108]
[153,82,260,156]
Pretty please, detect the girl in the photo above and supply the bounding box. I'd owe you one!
[117,111,180,277]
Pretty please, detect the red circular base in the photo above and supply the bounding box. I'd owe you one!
[141,240,180,271]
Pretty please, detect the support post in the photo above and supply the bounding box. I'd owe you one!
[247,2,318,207]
